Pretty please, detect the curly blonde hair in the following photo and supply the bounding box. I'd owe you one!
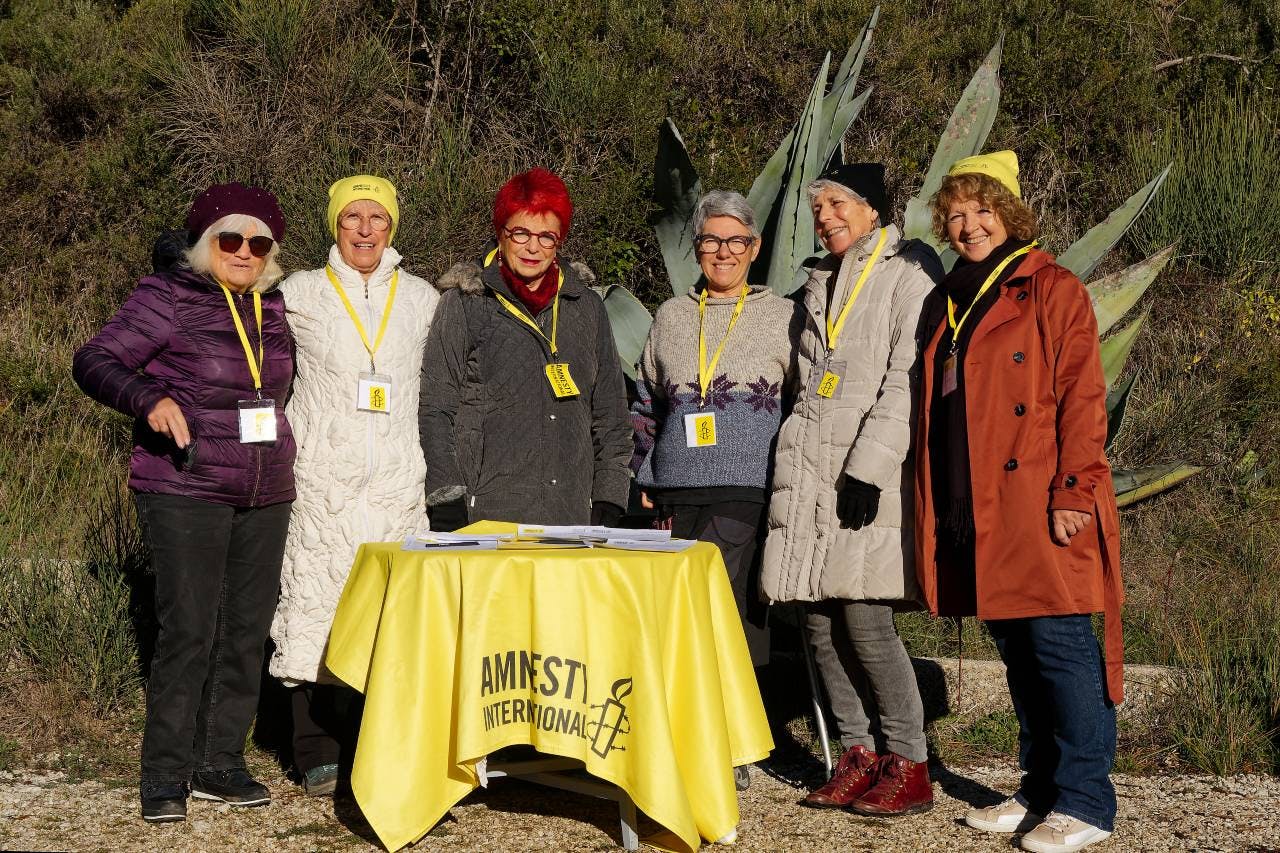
[930,172,1038,245]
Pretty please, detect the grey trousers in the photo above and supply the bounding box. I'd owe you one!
[805,600,928,763]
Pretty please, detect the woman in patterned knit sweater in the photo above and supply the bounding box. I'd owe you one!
[631,190,805,684]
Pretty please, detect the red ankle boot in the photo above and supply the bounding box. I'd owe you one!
[848,752,933,816]
[802,745,878,808]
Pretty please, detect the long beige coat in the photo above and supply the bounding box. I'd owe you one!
[761,225,942,603]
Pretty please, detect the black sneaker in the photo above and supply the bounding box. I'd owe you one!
[140,780,188,822]
[190,768,271,807]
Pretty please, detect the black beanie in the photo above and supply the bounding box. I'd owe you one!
[816,163,890,225]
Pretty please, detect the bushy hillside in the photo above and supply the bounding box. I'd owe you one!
[0,0,1276,774]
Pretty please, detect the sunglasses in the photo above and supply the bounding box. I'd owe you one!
[217,232,275,258]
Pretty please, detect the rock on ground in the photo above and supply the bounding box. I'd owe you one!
[2,760,1278,852]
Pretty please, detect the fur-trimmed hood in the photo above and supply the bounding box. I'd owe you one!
[436,257,597,296]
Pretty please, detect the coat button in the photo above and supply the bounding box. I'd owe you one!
[1065,474,1077,488]
[1017,291,1028,301]
[1005,459,1018,471]
[549,414,556,420]
[550,479,557,485]
[1014,404,1026,416]
[1012,351,1025,363]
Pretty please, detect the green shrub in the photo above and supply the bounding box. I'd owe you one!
[1125,89,1280,278]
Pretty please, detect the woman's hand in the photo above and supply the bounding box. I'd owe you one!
[640,491,654,510]
[1051,509,1092,546]
[147,397,191,449]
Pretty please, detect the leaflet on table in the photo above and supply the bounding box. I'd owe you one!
[595,538,697,552]
[403,531,514,551]
[516,524,672,542]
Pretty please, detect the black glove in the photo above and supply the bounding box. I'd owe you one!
[428,498,468,533]
[590,501,624,527]
[836,479,880,530]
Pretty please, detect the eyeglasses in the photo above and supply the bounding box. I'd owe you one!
[503,226,560,250]
[694,234,755,256]
[217,232,275,257]
[339,212,392,232]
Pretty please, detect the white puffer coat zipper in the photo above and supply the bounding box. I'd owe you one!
[269,245,439,684]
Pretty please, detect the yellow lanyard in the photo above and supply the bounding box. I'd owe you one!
[487,249,565,358]
[219,284,264,393]
[825,227,889,354]
[325,266,399,371]
[697,285,749,402]
[946,242,1037,351]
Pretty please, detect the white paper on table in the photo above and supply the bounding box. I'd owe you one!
[402,536,500,552]
[516,524,672,542]
[594,538,696,552]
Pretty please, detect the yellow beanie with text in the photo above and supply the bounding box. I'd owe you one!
[947,151,1021,198]
[327,175,400,241]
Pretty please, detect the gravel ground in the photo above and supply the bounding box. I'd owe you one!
[3,756,1279,853]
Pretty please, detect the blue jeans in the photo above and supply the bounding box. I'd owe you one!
[986,615,1117,831]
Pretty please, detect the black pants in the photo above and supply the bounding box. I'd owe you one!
[291,682,363,775]
[134,492,291,783]
[657,501,771,666]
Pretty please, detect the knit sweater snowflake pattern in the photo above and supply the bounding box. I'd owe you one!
[632,285,805,491]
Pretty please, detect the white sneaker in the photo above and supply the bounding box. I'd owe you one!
[1020,812,1112,853]
[965,796,1042,833]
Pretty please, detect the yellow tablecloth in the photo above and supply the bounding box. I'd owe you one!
[325,521,774,852]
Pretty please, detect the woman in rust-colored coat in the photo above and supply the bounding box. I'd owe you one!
[914,151,1123,853]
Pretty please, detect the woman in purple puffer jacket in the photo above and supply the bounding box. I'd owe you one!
[73,183,296,824]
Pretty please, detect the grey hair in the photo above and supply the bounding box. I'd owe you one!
[805,179,882,227]
[185,214,284,292]
[693,190,760,238]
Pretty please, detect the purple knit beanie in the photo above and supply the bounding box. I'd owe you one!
[185,182,287,244]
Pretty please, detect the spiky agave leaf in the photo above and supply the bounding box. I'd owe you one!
[1058,166,1171,281]
[757,52,831,296]
[822,7,879,167]
[1105,370,1138,450]
[653,118,702,296]
[1099,308,1148,388]
[1114,462,1205,507]
[902,36,1004,248]
[748,10,878,226]
[596,284,653,381]
[1088,245,1175,335]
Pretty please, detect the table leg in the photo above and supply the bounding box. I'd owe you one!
[618,796,639,851]
[799,613,834,777]
[490,757,641,850]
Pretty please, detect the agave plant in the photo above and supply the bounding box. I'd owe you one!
[623,17,1199,505]
[601,8,885,378]
[900,38,1200,505]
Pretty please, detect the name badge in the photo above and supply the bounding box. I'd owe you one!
[941,354,958,396]
[545,363,580,398]
[684,412,717,447]
[812,360,847,400]
[358,371,392,413]
[237,398,277,443]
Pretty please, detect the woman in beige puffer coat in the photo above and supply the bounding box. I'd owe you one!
[761,164,941,816]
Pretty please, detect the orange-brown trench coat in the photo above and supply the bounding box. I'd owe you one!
[913,249,1125,704]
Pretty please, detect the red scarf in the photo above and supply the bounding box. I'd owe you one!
[500,257,559,316]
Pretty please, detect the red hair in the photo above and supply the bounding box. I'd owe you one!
[492,168,573,238]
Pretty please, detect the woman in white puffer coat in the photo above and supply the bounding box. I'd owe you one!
[269,175,439,795]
